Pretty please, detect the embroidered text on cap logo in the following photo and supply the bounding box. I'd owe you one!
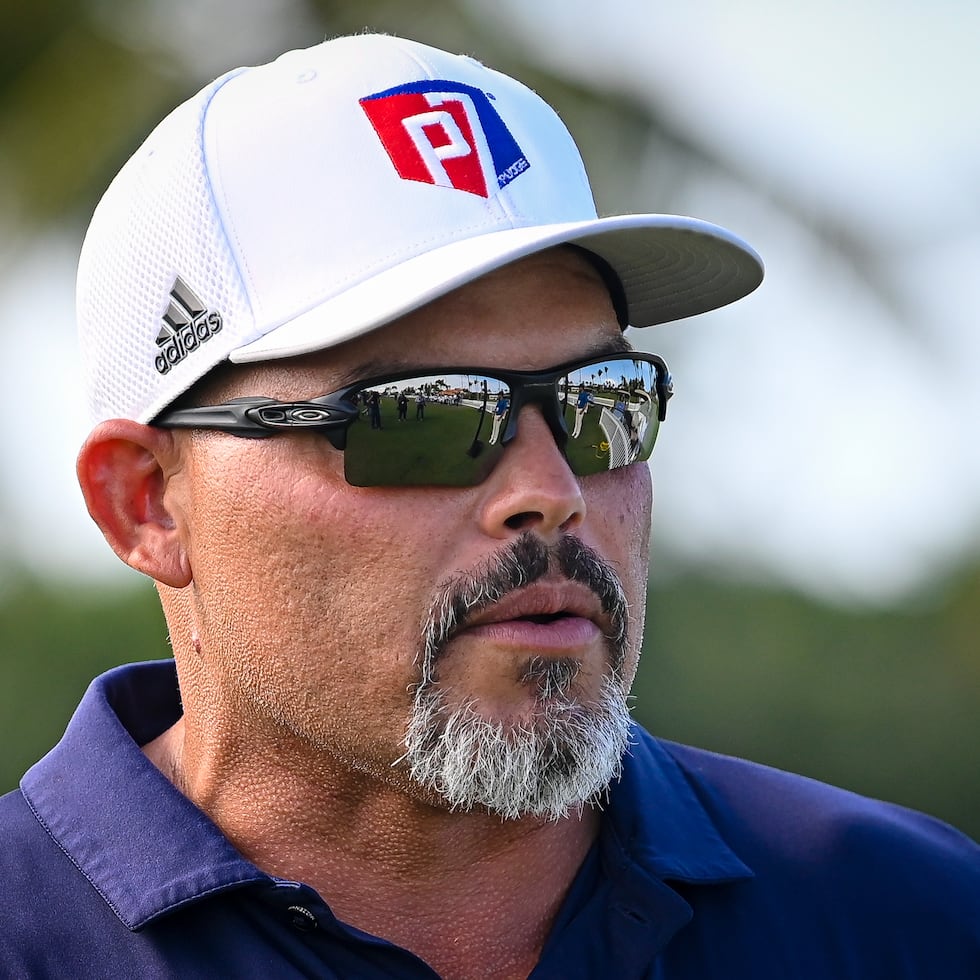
[154,277,223,375]
[360,80,529,198]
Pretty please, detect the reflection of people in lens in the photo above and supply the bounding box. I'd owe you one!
[572,387,593,438]
[369,391,382,430]
[397,392,408,421]
[489,395,510,445]
[626,409,641,460]
[415,393,425,420]
[634,407,649,455]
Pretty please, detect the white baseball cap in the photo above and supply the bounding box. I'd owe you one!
[77,33,764,424]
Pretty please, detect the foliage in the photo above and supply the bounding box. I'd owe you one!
[0,577,169,790]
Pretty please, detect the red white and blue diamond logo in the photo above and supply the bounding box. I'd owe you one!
[360,80,530,198]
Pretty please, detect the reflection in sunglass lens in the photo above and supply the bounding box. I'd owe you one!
[342,358,662,488]
[560,357,661,478]
[343,373,508,487]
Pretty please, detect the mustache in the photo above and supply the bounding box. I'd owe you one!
[420,532,630,683]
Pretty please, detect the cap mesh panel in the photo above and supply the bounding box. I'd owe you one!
[77,75,254,423]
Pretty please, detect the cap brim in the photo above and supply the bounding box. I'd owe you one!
[230,213,763,363]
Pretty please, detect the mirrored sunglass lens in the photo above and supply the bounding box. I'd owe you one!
[342,373,510,487]
[561,357,661,476]
[340,358,662,487]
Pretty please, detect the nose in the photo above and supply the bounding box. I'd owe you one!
[476,406,586,539]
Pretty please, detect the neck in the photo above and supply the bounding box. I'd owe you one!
[143,717,600,979]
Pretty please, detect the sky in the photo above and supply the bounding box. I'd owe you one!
[1,0,978,606]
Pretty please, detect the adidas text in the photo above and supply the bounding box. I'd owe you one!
[155,277,223,375]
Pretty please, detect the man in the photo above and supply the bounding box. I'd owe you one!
[571,386,593,438]
[2,33,977,980]
[489,393,511,444]
[369,389,383,429]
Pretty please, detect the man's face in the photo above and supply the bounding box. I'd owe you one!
[167,248,653,818]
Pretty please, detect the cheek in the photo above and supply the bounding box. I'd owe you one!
[583,462,652,568]
[185,449,456,666]
[582,463,652,675]
[179,453,465,756]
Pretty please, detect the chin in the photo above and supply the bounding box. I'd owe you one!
[401,671,633,821]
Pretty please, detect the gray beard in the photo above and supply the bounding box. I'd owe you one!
[401,533,635,821]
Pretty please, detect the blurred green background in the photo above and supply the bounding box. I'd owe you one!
[1,0,978,841]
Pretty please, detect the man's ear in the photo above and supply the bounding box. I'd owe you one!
[77,419,192,588]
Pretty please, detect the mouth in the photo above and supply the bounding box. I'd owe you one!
[453,580,608,653]
[517,612,573,625]
[468,579,604,622]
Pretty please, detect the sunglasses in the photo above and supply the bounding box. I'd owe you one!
[154,353,672,487]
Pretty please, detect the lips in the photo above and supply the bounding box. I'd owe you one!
[454,580,608,651]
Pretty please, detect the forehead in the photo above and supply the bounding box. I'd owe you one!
[204,248,626,401]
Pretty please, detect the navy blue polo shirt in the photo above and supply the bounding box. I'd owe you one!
[2,661,978,978]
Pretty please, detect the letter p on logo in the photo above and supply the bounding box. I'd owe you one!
[360,80,529,198]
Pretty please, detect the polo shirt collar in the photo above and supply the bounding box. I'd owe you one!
[20,661,269,930]
[536,728,754,976]
[607,728,754,885]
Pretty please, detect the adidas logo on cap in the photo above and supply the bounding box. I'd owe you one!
[154,277,223,375]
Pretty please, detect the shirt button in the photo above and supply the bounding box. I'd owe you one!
[287,904,319,932]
